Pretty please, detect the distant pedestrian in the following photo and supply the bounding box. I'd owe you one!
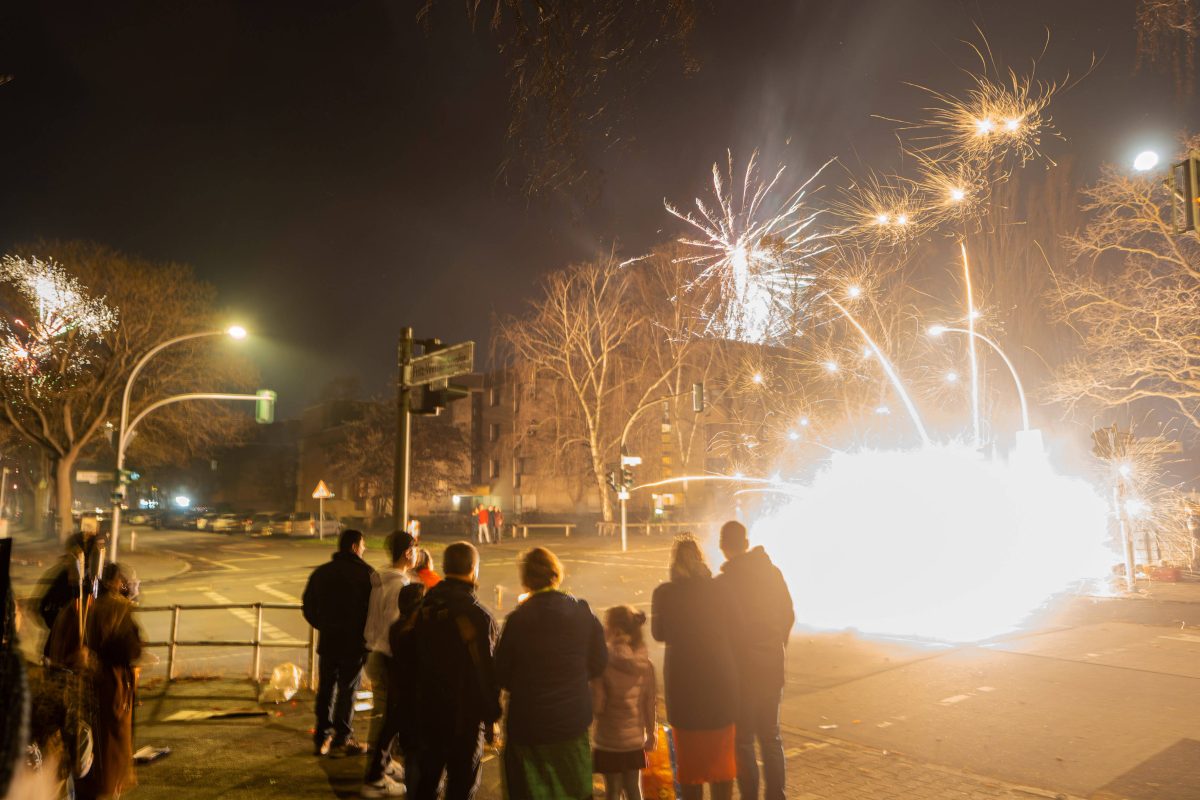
[74,563,142,800]
[495,547,607,800]
[592,605,656,800]
[410,548,442,590]
[651,535,738,800]
[361,531,417,797]
[476,506,490,545]
[716,520,794,800]
[412,542,500,800]
[303,529,376,758]
[486,506,497,542]
[494,508,505,540]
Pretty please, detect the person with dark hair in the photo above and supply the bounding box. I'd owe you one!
[74,562,142,800]
[592,605,656,800]
[412,542,499,800]
[495,547,607,800]
[361,531,417,797]
[716,520,794,800]
[303,529,375,758]
[651,535,738,800]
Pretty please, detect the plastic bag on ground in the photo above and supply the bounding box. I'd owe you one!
[259,663,302,703]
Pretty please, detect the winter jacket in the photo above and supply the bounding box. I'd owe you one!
[494,590,607,746]
[716,546,795,691]
[592,634,656,752]
[414,577,501,736]
[302,550,375,657]
[365,567,410,656]
[651,575,739,730]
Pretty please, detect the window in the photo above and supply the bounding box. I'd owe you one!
[489,423,501,442]
[489,459,501,479]
[489,387,501,407]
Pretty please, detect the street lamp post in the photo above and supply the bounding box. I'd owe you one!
[110,326,247,559]
[928,325,1030,433]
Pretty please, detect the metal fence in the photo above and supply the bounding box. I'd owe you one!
[135,602,316,687]
[595,520,710,538]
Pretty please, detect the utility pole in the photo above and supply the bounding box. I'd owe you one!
[393,327,414,532]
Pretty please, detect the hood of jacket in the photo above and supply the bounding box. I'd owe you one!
[720,545,774,577]
[605,633,651,676]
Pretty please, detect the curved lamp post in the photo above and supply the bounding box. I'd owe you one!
[110,326,247,559]
[928,325,1030,433]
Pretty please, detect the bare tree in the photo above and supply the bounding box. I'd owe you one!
[499,254,694,521]
[0,241,257,539]
[1136,0,1198,98]
[1049,136,1200,428]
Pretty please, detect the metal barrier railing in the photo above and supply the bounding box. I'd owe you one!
[595,521,709,538]
[135,602,316,688]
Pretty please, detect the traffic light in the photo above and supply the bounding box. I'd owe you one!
[118,469,140,485]
[606,468,618,493]
[411,380,471,416]
[255,390,276,424]
[1170,154,1200,234]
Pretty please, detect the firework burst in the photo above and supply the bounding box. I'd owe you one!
[665,150,833,343]
[831,170,930,248]
[0,255,117,376]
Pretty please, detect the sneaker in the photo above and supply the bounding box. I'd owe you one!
[384,760,404,782]
[331,738,370,758]
[361,777,405,798]
[313,736,332,757]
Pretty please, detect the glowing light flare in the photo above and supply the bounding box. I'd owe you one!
[751,372,765,384]
[823,360,839,373]
[847,285,863,298]
[749,444,1114,642]
[949,187,966,202]
[1133,150,1159,172]
[946,371,959,383]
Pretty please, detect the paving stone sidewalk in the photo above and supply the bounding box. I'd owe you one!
[115,678,1082,800]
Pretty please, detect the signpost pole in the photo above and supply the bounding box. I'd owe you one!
[319,494,325,541]
[393,328,414,532]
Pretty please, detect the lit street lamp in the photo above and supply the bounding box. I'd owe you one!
[1133,150,1160,172]
[110,326,249,560]
[928,325,1030,433]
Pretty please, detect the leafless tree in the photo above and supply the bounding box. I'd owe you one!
[0,241,257,539]
[1049,136,1200,428]
[1136,0,1198,98]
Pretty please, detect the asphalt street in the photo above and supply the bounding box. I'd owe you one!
[11,526,1200,799]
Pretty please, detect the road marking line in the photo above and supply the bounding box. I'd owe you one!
[976,686,996,692]
[256,583,302,604]
[1159,633,1200,643]
[203,591,295,642]
[939,694,971,705]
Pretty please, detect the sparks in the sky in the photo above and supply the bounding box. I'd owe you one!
[666,151,834,343]
[0,255,117,376]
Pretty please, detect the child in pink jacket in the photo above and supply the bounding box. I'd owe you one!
[592,605,657,800]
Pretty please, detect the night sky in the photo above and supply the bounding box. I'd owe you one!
[0,1,1191,416]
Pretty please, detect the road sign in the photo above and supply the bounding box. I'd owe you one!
[407,341,474,386]
[312,480,334,499]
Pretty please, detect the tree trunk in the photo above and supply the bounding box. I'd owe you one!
[55,451,79,542]
[592,450,613,522]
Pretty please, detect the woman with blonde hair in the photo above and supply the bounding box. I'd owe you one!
[495,547,607,799]
[651,535,737,800]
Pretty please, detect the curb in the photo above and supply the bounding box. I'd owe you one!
[780,723,1086,800]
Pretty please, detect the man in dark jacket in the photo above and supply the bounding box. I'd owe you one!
[303,528,376,757]
[412,541,500,800]
[717,520,795,800]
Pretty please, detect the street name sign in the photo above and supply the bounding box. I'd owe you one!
[407,341,474,386]
[312,480,334,499]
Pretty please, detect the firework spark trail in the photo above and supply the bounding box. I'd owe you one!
[0,255,117,376]
[961,242,982,445]
[665,151,835,343]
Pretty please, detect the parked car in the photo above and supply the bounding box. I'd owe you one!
[195,512,219,531]
[244,512,275,533]
[210,512,244,533]
[265,511,341,537]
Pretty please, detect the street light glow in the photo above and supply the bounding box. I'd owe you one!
[227,325,248,339]
[1133,150,1159,172]
[174,495,191,508]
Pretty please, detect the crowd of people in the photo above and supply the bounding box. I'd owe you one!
[473,506,504,545]
[302,520,794,800]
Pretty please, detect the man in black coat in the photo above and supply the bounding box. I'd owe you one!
[303,528,376,757]
[717,520,795,800]
[412,541,500,800]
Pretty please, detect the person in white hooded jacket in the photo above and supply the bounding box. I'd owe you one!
[592,605,657,800]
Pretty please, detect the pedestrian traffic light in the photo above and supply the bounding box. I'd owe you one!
[255,390,276,424]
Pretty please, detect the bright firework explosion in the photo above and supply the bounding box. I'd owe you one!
[0,255,117,376]
[665,150,833,343]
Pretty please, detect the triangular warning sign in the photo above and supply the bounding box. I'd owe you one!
[312,480,334,499]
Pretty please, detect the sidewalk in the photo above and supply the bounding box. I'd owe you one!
[125,678,1079,800]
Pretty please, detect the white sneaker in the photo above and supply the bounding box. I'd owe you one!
[384,760,404,782]
[361,777,405,798]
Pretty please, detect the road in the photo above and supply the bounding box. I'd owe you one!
[12,526,1200,799]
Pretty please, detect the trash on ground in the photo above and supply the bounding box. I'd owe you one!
[818,724,838,730]
[162,708,269,721]
[260,663,303,703]
[133,746,171,764]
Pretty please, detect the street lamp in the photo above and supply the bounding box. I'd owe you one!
[928,325,1030,432]
[1133,150,1160,172]
[110,326,247,559]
